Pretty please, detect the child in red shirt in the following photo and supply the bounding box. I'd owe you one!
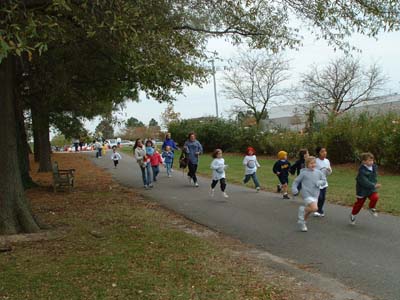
[150,149,164,182]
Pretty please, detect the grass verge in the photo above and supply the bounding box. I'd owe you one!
[0,153,292,300]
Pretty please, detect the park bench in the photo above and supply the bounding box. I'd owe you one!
[52,161,75,192]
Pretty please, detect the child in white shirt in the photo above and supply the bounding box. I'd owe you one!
[111,147,122,168]
[242,146,261,192]
[210,149,229,198]
[314,146,332,217]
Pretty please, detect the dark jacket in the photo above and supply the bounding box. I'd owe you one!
[356,164,378,197]
[273,160,291,179]
[290,158,305,176]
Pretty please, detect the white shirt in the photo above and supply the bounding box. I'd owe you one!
[210,158,227,180]
[111,152,122,161]
[243,155,260,175]
[315,158,332,188]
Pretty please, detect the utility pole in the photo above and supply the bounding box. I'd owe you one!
[211,56,219,118]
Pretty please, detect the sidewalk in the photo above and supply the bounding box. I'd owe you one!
[91,151,400,300]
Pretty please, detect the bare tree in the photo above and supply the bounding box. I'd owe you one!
[222,51,290,127]
[301,56,387,116]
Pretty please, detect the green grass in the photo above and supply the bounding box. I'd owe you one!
[0,195,282,300]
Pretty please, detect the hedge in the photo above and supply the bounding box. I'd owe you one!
[168,112,400,170]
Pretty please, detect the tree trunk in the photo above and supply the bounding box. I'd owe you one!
[37,111,52,172]
[15,93,37,189]
[0,55,41,235]
[31,105,40,162]
[31,98,52,172]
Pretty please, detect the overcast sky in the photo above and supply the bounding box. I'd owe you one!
[86,29,400,133]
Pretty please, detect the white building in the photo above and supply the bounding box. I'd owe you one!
[264,94,400,131]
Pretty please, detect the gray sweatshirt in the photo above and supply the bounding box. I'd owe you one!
[292,168,327,200]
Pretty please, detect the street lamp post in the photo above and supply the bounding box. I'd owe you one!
[211,57,219,118]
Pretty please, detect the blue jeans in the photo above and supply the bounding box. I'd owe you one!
[152,165,160,181]
[318,187,327,214]
[165,162,172,176]
[243,172,260,188]
[96,148,102,158]
[140,163,152,186]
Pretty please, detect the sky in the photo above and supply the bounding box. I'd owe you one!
[85,29,400,133]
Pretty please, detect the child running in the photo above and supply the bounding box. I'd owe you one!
[162,146,174,177]
[110,146,122,168]
[314,146,332,217]
[150,149,163,182]
[242,147,261,192]
[292,156,327,232]
[144,140,154,187]
[290,149,309,191]
[349,152,381,225]
[273,151,291,199]
[210,149,229,198]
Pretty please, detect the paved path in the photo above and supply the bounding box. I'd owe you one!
[90,151,400,300]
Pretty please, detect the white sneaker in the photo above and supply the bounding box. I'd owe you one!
[349,214,356,225]
[300,221,308,232]
[298,206,305,222]
[194,182,199,187]
[210,189,215,197]
[223,192,229,198]
[256,187,260,192]
[368,208,378,217]
[168,174,172,178]
[313,212,322,217]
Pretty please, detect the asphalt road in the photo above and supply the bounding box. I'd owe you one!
[90,151,400,300]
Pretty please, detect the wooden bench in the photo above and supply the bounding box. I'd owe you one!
[52,161,75,192]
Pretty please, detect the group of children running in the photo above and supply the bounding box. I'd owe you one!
[212,146,380,232]
[113,135,381,233]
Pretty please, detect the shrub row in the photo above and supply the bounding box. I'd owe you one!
[168,113,400,169]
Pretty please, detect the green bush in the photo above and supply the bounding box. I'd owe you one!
[169,112,400,170]
[168,118,241,152]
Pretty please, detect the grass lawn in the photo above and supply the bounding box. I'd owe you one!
[136,148,399,216]
[0,153,292,300]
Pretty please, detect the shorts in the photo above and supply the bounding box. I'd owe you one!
[304,197,318,206]
[278,176,289,185]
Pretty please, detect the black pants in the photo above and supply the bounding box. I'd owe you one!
[318,187,327,214]
[187,161,198,183]
[211,178,226,191]
[113,160,119,167]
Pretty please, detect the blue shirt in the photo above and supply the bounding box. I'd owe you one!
[162,138,178,151]
[162,151,174,164]
[184,140,203,164]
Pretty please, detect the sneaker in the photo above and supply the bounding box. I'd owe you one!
[277,184,282,193]
[349,214,356,225]
[210,189,215,197]
[283,193,290,199]
[149,184,154,188]
[223,192,229,198]
[298,206,305,222]
[194,182,199,187]
[144,185,149,189]
[313,212,322,217]
[368,208,378,217]
[168,174,172,178]
[256,186,260,192]
[300,221,308,232]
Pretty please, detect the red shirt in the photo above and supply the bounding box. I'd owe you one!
[149,151,163,166]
